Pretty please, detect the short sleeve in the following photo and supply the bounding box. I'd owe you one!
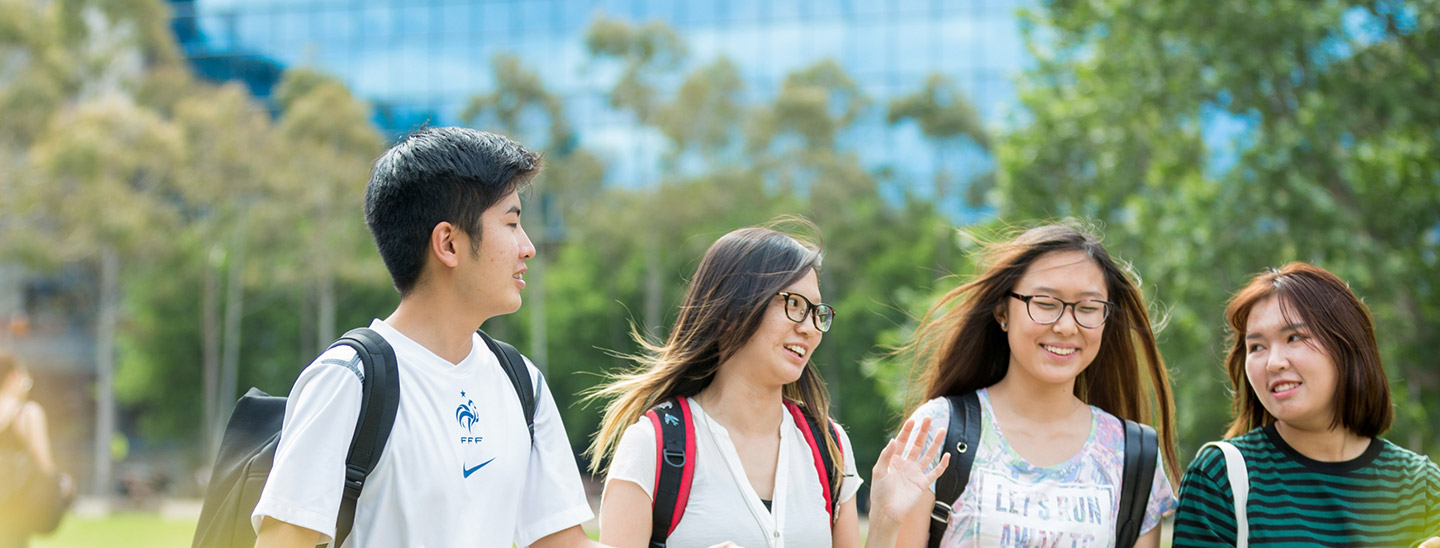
[1140,447,1178,534]
[605,418,660,501]
[1172,445,1237,547]
[904,398,951,494]
[834,422,864,504]
[251,346,364,543]
[514,365,595,546]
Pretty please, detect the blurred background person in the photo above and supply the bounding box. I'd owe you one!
[0,353,74,548]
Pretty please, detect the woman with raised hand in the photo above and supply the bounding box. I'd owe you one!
[586,220,950,548]
[1173,262,1440,547]
[894,222,1179,548]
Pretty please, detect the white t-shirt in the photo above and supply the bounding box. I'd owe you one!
[605,398,862,548]
[909,389,1176,548]
[252,319,593,548]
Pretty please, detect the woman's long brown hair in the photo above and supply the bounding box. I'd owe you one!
[906,221,1179,478]
[584,220,843,495]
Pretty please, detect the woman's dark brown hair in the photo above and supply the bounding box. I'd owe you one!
[1222,262,1393,438]
[907,221,1178,478]
[585,219,841,493]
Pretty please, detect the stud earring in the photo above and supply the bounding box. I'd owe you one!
[1000,321,1007,331]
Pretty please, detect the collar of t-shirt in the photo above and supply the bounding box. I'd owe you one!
[368,319,494,379]
[689,398,797,548]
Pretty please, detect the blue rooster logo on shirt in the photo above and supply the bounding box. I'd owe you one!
[455,391,478,433]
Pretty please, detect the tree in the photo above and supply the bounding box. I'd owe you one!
[997,0,1440,456]
[136,78,277,457]
[584,16,690,333]
[20,95,186,495]
[461,54,605,369]
[268,68,385,357]
[887,74,994,268]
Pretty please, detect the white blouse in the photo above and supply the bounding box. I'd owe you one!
[605,398,862,548]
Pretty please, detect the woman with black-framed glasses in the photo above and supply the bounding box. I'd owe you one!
[890,221,1180,548]
[584,219,951,548]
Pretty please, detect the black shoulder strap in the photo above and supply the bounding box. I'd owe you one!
[478,329,537,443]
[1115,419,1158,548]
[331,327,401,547]
[648,397,692,548]
[930,391,981,548]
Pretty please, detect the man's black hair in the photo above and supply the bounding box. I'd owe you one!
[364,127,540,295]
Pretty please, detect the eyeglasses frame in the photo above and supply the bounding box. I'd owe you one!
[1008,292,1113,329]
[775,291,836,332]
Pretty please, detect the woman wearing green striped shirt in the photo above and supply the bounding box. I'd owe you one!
[1174,262,1440,547]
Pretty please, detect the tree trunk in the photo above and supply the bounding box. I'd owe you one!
[299,285,315,362]
[317,274,336,351]
[93,246,118,498]
[203,246,222,458]
[216,224,246,433]
[644,238,662,338]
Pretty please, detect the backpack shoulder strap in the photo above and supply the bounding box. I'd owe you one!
[929,391,981,548]
[330,327,401,547]
[646,396,695,548]
[1198,441,1248,548]
[478,329,537,443]
[783,401,841,528]
[1115,419,1159,548]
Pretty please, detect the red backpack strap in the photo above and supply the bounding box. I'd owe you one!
[646,396,695,548]
[784,401,841,528]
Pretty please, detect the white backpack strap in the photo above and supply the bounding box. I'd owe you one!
[1198,441,1248,548]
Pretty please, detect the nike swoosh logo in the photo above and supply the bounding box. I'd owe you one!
[462,458,496,478]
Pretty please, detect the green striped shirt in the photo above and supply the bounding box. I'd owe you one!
[1174,425,1439,547]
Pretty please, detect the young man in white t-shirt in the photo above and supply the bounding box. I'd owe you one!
[252,127,602,548]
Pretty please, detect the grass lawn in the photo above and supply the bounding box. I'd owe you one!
[32,513,197,548]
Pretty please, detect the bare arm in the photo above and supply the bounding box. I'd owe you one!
[531,524,608,548]
[892,488,933,548]
[598,479,653,548]
[253,517,322,548]
[1133,524,1161,548]
[13,402,55,474]
[833,497,861,548]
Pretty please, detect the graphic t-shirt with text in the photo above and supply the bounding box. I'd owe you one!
[909,389,1176,548]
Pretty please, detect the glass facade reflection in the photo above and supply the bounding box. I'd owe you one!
[170,0,1028,219]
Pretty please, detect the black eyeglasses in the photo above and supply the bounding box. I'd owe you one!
[1009,292,1112,329]
[776,292,835,333]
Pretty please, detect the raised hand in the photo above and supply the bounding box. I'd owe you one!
[867,417,950,530]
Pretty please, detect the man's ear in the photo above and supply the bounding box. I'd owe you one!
[431,222,462,268]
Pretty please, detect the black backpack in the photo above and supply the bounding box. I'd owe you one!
[644,396,842,548]
[928,392,1158,548]
[191,328,536,548]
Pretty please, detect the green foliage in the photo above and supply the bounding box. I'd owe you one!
[7,0,1432,498]
[887,74,991,151]
[999,0,1440,457]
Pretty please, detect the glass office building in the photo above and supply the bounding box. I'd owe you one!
[170,0,1029,217]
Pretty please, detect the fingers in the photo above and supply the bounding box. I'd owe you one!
[894,418,917,459]
[903,417,932,461]
[925,452,951,482]
[872,437,898,478]
[918,426,946,465]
